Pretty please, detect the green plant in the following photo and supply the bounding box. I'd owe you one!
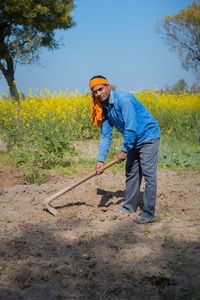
[144,227,151,235]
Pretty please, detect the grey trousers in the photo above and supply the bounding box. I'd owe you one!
[123,138,160,221]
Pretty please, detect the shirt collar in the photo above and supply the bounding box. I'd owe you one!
[102,90,114,108]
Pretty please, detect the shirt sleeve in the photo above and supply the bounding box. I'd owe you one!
[120,96,137,150]
[97,118,113,162]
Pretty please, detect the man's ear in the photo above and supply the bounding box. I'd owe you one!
[107,84,111,90]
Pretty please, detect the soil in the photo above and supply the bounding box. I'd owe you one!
[0,162,200,299]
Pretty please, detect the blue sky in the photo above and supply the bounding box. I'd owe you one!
[0,0,196,95]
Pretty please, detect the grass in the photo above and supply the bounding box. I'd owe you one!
[0,133,199,185]
[0,151,17,168]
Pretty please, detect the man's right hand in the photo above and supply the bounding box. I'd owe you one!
[95,161,104,175]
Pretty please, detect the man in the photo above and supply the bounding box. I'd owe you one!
[89,75,160,224]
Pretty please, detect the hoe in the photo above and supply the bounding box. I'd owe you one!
[45,158,118,215]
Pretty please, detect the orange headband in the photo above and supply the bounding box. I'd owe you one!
[89,78,109,90]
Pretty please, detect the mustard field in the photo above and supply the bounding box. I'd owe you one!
[0,89,199,173]
[1,89,199,139]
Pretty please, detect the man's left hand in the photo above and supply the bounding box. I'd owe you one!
[116,150,127,163]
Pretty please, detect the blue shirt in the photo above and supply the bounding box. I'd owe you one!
[97,90,160,162]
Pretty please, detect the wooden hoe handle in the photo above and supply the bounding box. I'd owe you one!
[45,158,118,215]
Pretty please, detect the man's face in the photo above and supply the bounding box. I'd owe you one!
[91,84,111,103]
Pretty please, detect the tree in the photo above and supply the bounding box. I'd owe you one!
[0,0,75,100]
[156,1,200,72]
[190,73,200,93]
[171,79,187,94]
[110,84,117,91]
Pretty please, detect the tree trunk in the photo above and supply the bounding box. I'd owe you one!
[5,70,19,102]
[0,56,19,102]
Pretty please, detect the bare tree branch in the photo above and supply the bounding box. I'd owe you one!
[156,1,200,71]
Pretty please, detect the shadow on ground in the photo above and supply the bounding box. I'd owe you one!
[0,216,200,300]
